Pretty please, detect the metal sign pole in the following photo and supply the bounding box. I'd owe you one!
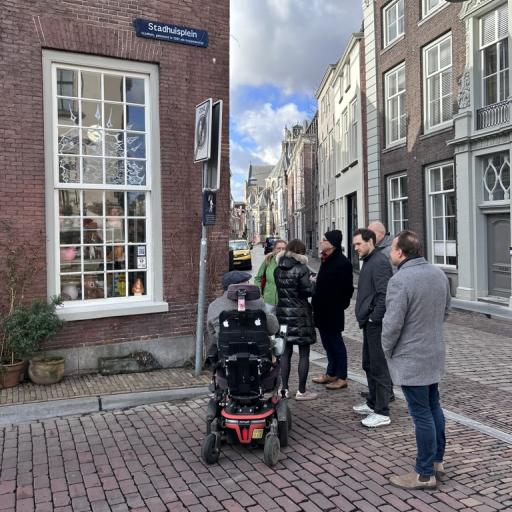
[194,161,209,376]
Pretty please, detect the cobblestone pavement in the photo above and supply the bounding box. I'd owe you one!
[1,384,511,512]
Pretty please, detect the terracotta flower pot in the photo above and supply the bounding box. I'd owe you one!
[0,360,26,389]
[28,356,65,385]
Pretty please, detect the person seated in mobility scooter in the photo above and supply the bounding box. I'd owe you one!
[203,274,291,467]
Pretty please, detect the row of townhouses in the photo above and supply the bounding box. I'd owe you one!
[242,0,511,312]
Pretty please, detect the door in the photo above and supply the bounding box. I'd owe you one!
[487,213,511,297]
[346,193,359,271]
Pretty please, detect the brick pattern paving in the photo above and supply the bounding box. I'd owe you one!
[0,369,210,406]
[1,384,511,512]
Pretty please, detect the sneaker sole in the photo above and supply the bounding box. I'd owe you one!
[352,409,374,416]
[361,419,391,428]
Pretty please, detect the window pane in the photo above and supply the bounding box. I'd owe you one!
[433,195,443,216]
[104,103,124,130]
[82,128,102,156]
[81,72,101,100]
[126,106,145,131]
[427,46,438,75]
[84,246,103,271]
[446,192,456,216]
[430,167,442,192]
[442,166,454,190]
[105,159,125,185]
[484,75,498,105]
[446,217,456,239]
[83,157,103,184]
[60,218,81,245]
[81,101,102,127]
[126,133,146,159]
[83,190,103,216]
[127,192,146,216]
[127,160,146,186]
[83,219,103,244]
[59,156,80,184]
[104,75,123,102]
[105,131,124,158]
[434,218,444,239]
[393,202,401,221]
[484,45,498,76]
[499,70,509,101]
[402,200,408,222]
[391,178,400,199]
[84,274,105,300]
[397,68,405,91]
[400,176,407,197]
[57,69,78,97]
[59,190,80,216]
[58,127,79,154]
[500,42,509,71]
[439,39,451,68]
[388,73,397,96]
[60,245,81,273]
[431,99,441,126]
[57,99,79,126]
[126,78,145,104]
[61,275,81,301]
[129,273,146,296]
[128,220,146,243]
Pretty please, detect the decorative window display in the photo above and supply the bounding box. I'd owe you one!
[54,65,150,302]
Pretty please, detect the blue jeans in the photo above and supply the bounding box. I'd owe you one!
[318,328,347,379]
[402,384,446,477]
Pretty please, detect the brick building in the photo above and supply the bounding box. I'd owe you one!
[0,1,230,372]
[364,0,466,293]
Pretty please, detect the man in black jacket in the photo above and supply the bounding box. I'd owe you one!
[311,230,354,390]
[353,228,393,428]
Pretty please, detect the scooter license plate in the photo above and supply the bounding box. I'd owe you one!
[252,429,264,439]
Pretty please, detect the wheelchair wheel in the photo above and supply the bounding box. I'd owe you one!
[263,433,280,467]
[201,433,220,465]
[278,419,288,448]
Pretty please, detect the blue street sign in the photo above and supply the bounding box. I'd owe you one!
[133,19,208,48]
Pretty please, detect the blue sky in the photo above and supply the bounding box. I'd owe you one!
[230,0,363,201]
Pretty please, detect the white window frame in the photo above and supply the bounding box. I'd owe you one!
[422,0,445,19]
[388,174,408,234]
[426,163,457,268]
[349,99,358,164]
[479,4,509,107]
[385,63,407,147]
[342,109,349,169]
[423,33,453,132]
[383,0,405,48]
[43,51,167,321]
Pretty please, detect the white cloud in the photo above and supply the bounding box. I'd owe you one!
[230,0,362,93]
[235,102,309,164]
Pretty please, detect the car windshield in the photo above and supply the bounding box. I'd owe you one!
[230,241,249,250]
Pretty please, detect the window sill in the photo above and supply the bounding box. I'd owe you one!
[419,123,454,140]
[418,3,450,27]
[57,301,169,321]
[382,142,406,154]
[381,34,405,55]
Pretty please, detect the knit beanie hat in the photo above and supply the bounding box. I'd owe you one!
[324,230,343,250]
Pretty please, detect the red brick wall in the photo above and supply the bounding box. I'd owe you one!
[0,0,230,349]
[374,1,465,244]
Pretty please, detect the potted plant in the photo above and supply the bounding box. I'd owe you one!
[0,222,65,387]
[2,297,65,385]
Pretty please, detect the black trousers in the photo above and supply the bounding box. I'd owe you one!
[362,322,392,416]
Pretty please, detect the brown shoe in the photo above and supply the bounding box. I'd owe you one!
[389,472,437,490]
[325,378,348,390]
[312,374,336,384]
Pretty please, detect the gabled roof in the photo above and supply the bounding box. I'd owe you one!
[247,164,274,188]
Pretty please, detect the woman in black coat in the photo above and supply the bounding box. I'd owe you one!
[274,239,317,401]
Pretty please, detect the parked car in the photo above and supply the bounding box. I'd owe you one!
[229,240,252,270]
[263,236,279,255]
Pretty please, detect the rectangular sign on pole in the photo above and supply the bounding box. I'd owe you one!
[202,99,223,191]
[133,19,208,47]
[194,98,212,163]
[202,190,217,226]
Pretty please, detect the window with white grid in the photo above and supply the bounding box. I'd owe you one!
[388,174,408,234]
[384,0,405,47]
[422,0,445,19]
[423,34,452,131]
[43,52,164,318]
[342,108,349,169]
[480,4,509,106]
[385,63,406,146]
[427,164,457,266]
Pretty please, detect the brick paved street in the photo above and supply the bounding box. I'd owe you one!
[0,246,511,510]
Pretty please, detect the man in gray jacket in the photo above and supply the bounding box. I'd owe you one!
[382,231,451,490]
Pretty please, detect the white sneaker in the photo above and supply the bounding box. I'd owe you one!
[352,402,374,416]
[361,413,391,428]
[295,390,318,401]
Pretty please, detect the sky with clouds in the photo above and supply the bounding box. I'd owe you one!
[230,0,363,201]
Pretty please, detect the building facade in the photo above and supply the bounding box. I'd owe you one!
[451,0,511,306]
[0,0,230,372]
[332,32,366,267]
[245,164,273,244]
[368,0,466,294]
